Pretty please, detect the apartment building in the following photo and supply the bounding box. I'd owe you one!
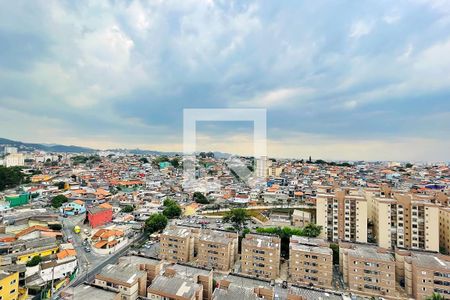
[316,187,367,243]
[159,226,196,263]
[197,230,238,271]
[289,236,333,288]
[440,207,450,254]
[241,234,281,279]
[403,252,450,299]
[341,243,396,298]
[118,255,163,286]
[94,263,147,300]
[371,193,439,251]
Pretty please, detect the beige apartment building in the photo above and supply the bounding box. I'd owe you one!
[241,234,281,279]
[316,187,367,243]
[197,230,238,271]
[398,251,450,299]
[289,236,333,288]
[440,207,450,254]
[341,243,396,298]
[159,226,196,263]
[370,192,439,251]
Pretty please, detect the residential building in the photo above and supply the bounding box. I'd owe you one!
[4,153,24,167]
[440,207,450,254]
[147,271,203,300]
[94,263,147,300]
[341,243,396,298]
[241,234,281,279]
[197,230,238,271]
[289,236,333,288]
[87,203,113,228]
[61,284,120,300]
[402,251,450,299]
[371,192,439,251]
[159,226,196,263]
[60,200,86,216]
[0,270,19,300]
[316,188,367,243]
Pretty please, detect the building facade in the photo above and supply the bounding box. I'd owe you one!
[241,234,281,279]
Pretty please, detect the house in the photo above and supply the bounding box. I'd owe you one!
[91,229,126,254]
[60,200,86,216]
[87,203,113,228]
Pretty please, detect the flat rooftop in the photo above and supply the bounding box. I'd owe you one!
[96,263,146,285]
[65,284,118,299]
[149,275,201,298]
[243,234,280,249]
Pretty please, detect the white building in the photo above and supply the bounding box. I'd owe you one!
[4,153,25,167]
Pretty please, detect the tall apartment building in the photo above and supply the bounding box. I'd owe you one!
[159,226,196,263]
[401,251,450,299]
[241,234,281,279]
[289,236,333,288]
[197,230,238,271]
[316,187,367,243]
[341,243,396,298]
[371,193,439,251]
[439,207,450,254]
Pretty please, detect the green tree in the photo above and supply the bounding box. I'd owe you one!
[163,204,182,219]
[426,293,444,300]
[145,213,168,233]
[51,194,68,208]
[121,205,134,213]
[0,166,26,191]
[169,157,180,168]
[223,208,250,230]
[26,255,42,267]
[302,223,322,238]
[139,157,149,164]
[56,181,66,190]
[193,192,209,204]
[405,163,413,168]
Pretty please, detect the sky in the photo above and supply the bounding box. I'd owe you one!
[0,0,450,161]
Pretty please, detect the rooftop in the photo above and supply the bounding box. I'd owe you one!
[148,275,201,299]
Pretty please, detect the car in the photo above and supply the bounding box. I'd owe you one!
[84,247,91,252]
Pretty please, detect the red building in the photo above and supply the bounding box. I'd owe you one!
[87,203,113,228]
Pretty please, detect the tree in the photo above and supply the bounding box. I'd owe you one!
[223,208,250,230]
[56,181,66,190]
[26,255,42,267]
[405,163,413,168]
[51,195,68,208]
[139,157,149,164]
[193,192,209,204]
[48,223,62,230]
[171,157,180,168]
[426,293,444,300]
[121,205,134,213]
[0,166,26,191]
[163,204,182,219]
[145,213,168,233]
[302,223,322,237]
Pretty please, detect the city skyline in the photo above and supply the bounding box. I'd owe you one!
[1,1,450,161]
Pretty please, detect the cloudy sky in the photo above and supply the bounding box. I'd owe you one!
[1,0,449,161]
